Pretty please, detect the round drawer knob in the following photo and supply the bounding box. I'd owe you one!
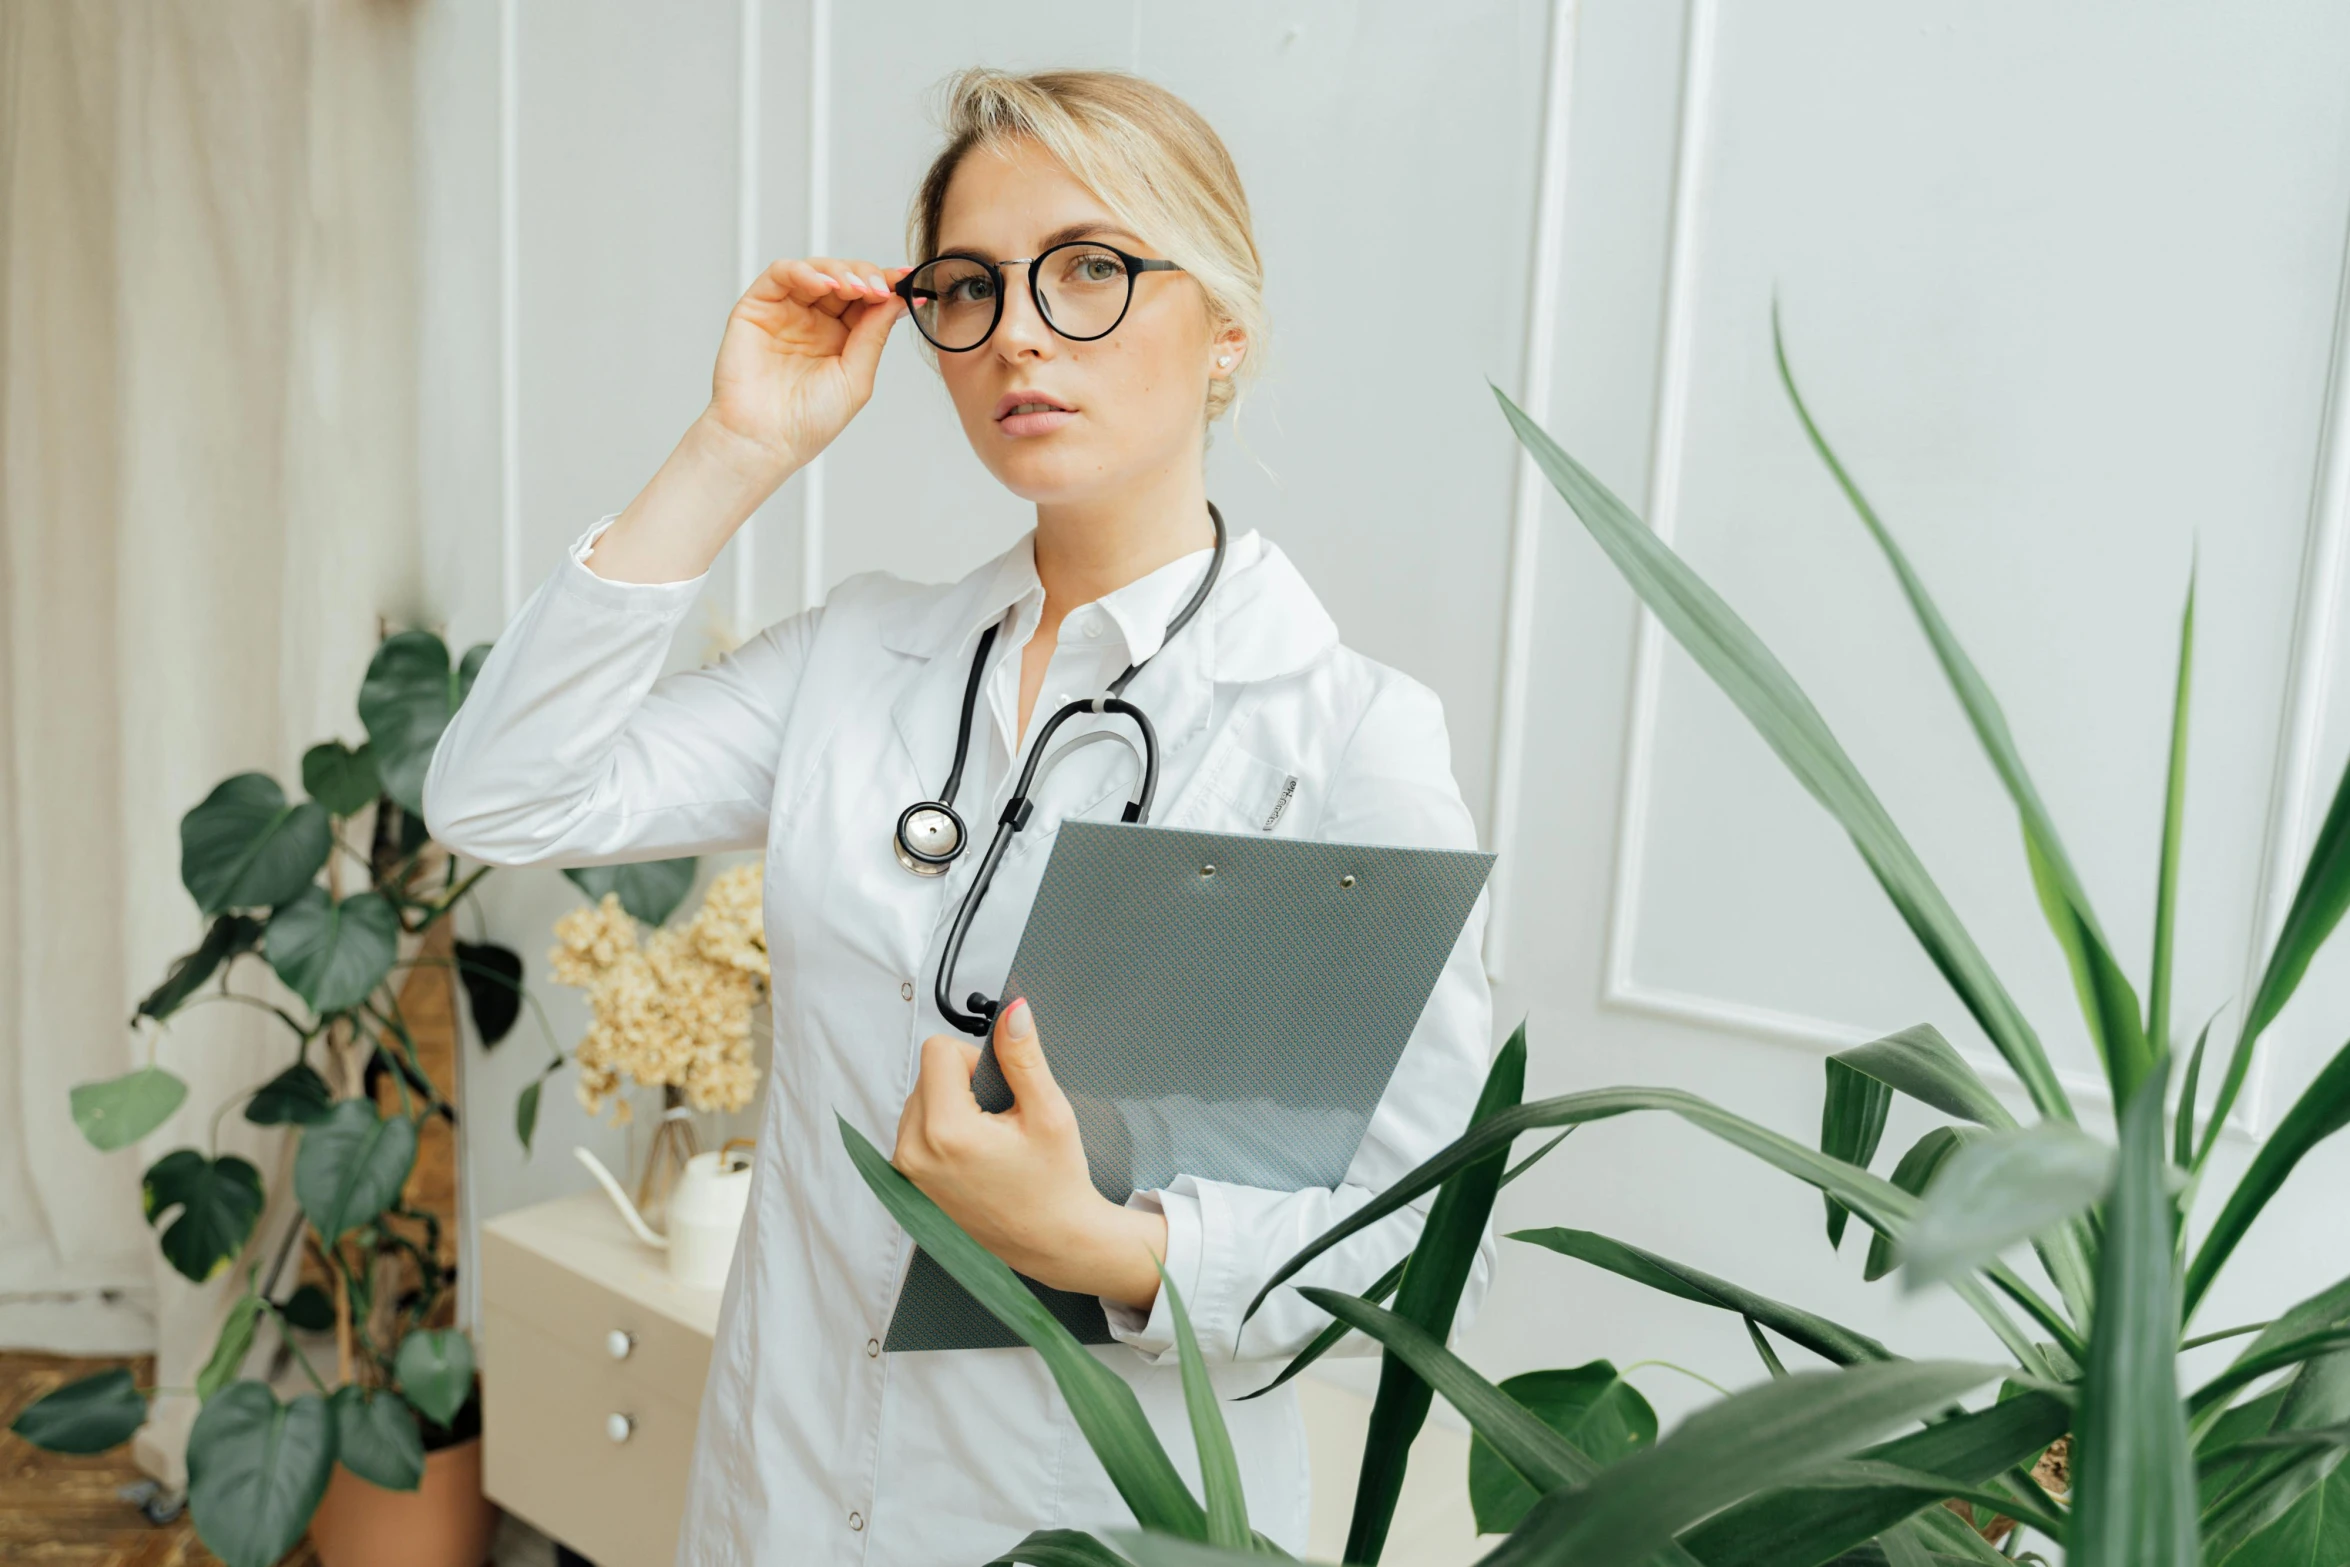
[606,1329,635,1361]
[606,1412,635,1444]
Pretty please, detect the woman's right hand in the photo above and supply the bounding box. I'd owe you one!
[587,257,907,587]
[705,256,909,481]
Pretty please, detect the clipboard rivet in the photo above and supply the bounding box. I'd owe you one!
[1340,873,1357,888]
[1200,863,1216,878]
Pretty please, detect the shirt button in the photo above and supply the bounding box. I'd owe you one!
[899,980,914,1002]
[1084,617,1103,639]
[848,1511,865,1532]
[866,1337,880,1358]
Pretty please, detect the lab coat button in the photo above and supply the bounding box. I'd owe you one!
[899,980,914,1002]
[849,1511,866,1532]
[866,1337,880,1358]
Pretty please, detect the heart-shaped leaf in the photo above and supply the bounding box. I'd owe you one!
[265,887,398,1015]
[330,1385,423,1491]
[180,774,332,914]
[142,1150,264,1283]
[453,940,523,1046]
[358,631,460,815]
[70,1066,188,1151]
[1469,1362,1657,1533]
[294,1100,417,1243]
[196,1288,262,1400]
[280,1283,335,1334]
[9,1367,147,1454]
[134,913,265,1024]
[301,741,381,816]
[394,1329,475,1427]
[185,1383,335,1567]
[457,642,492,705]
[244,1063,334,1127]
[564,859,699,927]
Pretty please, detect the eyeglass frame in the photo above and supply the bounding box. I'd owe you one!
[891,240,1186,353]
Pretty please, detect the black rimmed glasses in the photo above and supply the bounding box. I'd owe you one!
[893,240,1186,353]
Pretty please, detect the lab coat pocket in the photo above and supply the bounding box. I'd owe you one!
[1200,747,1303,834]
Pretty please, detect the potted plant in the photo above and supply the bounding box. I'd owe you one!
[840,319,2350,1565]
[9,629,555,1567]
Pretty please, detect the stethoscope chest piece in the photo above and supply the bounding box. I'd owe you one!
[893,800,966,876]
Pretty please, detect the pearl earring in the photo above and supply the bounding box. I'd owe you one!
[1217,355,1233,368]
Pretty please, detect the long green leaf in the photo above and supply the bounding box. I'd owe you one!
[2212,748,2350,1161]
[1347,1026,1524,1564]
[1865,1128,1970,1284]
[1240,1131,1572,1405]
[1896,1124,2112,1293]
[1828,1025,2015,1131]
[2070,1057,2195,1566]
[2148,570,2194,1055]
[1492,382,2071,1122]
[1681,1389,2072,1567]
[2188,1329,2350,1419]
[1244,1088,2071,1367]
[988,1531,1139,1567]
[1159,1262,1248,1551]
[1509,1228,1893,1366]
[2186,1036,2350,1318]
[2201,1356,2350,1561]
[2175,1011,2216,1170]
[1791,1460,2068,1537]
[1478,1361,2004,1567]
[838,1116,1205,1539]
[1107,1535,1300,1567]
[1820,1059,1892,1250]
[1773,318,2150,1107]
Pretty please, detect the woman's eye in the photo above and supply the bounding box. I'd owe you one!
[947,278,994,304]
[1078,257,1119,282]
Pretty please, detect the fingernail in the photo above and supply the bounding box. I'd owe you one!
[1007,997,1034,1037]
[812,273,840,288]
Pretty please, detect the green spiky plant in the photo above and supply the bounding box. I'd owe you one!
[3,630,700,1567]
[842,316,2350,1566]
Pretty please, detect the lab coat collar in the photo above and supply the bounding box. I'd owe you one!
[877,520,1338,684]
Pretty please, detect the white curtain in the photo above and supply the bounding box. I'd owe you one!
[0,0,420,1485]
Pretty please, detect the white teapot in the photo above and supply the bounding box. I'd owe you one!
[574,1138,752,1291]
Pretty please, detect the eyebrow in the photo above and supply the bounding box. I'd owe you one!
[934,222,1146,262]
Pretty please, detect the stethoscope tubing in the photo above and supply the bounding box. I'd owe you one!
[911,502,1226,1036]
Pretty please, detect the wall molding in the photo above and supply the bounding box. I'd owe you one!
[2228,190,2350,1135]
[1598,0,1716,1021]
[1595,0,2350,1140]
[799,0,832,612]
[729,0,764,635]
[1483,0,1582,982]
[497,0,522,623]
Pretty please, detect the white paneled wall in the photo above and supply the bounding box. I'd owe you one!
[415,0,2350,1550]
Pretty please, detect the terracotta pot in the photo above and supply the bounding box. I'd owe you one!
[308,1435,499,1567]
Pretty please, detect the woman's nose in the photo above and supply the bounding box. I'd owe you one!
[991,262,1056,357]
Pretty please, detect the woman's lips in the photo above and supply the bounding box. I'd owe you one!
[998,406,1077,438]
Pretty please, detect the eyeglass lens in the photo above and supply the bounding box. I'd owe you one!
[904,243,1135,351]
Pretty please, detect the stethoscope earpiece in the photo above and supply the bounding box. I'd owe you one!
[894,501,1229,1036]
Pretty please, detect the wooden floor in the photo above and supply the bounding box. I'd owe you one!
[0,1352,319,1567]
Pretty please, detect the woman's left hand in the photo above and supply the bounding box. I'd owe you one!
[892,997,1167,1312]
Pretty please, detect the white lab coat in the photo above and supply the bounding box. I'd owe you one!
[424,514,1498,1565]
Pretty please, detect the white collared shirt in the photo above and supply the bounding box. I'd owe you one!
[424,516,1497,1565]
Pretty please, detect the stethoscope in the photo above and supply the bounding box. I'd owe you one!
[894,500,1229,1036]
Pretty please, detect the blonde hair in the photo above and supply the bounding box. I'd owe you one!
[907,67,1265,433]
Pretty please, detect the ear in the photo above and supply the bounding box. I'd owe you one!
[1210,322,1247,380]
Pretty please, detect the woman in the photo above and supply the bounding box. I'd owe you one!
[425,67,1494,1564]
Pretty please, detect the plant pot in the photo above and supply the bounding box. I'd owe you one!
[307,1434,499,1567]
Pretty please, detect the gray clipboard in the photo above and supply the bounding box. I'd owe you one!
[884,819,1494,1352]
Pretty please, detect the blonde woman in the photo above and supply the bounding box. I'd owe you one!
[426,68,1495,1563]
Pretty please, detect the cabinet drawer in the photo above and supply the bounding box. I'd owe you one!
[481,1222,713,1402]
[483,1303,704,1567]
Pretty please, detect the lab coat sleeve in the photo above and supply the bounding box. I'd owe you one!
[422,515,819,867]
[1101,671,1498,1369]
